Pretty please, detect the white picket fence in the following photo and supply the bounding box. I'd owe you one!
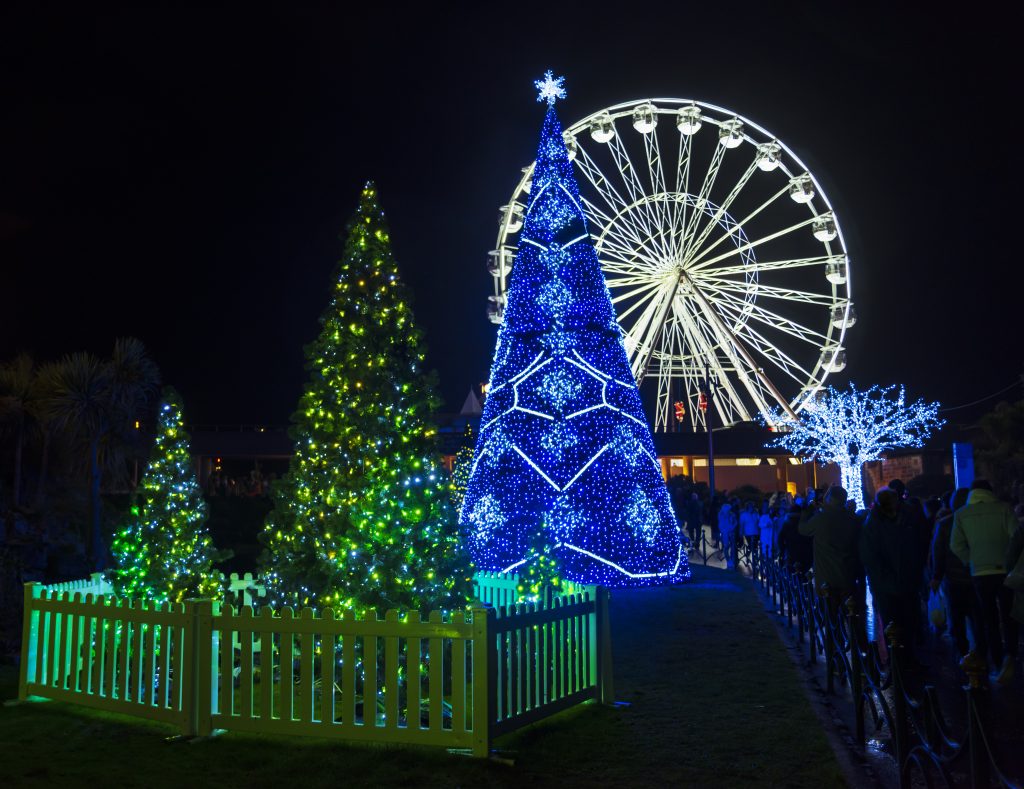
[18,571,613,757]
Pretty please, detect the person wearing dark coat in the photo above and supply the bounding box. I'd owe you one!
[929,488,980,658]
[778,497,814,576]
[799,485,863,605]
[860,487,923,660]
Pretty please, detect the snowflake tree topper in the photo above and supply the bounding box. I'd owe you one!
[535,70,566,105]
[763,383,943,510]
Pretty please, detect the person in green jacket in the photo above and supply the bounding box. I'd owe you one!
[950,479,1019,685]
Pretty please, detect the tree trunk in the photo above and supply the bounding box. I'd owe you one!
[90,435,104,569]
[841,461,866,511]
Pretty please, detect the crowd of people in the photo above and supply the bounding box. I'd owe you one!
[205,468,275,498]
[671,478,1024,686]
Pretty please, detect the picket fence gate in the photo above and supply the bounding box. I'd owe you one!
[17,572,612,757]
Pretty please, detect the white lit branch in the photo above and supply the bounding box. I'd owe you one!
[764,383,943,509]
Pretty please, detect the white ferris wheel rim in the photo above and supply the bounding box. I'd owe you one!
[490,97,853,431]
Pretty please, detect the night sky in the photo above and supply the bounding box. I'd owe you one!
[3,5,1021,431]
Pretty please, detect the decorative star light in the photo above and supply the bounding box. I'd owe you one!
[534,70,566,105]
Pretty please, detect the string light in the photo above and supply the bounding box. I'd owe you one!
[260,182,472,615]
[460,74,688,589]
[109,387,224,603]
[764,383,944,510]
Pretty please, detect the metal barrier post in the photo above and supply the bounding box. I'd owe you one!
[960,651,991,789]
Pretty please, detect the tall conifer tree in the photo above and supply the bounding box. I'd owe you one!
[109,387,223,602]
[262,183,471,613]
[460,74,688,587]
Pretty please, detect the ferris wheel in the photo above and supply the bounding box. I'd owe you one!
[487,98,854,432]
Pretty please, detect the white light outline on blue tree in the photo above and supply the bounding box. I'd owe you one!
[764,383,944,510]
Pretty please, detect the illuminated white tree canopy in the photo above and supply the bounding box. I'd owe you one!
[764,383,944,510]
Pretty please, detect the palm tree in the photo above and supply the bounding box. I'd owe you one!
[0,354,38,509]
[44,339,160,567]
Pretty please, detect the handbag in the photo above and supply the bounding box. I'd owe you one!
[928,588,946,629]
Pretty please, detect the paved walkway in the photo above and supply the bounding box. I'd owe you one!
[497,563,847,787]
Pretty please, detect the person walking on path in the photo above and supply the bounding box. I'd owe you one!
[799,485,863,614]
[778,494,814,577]
[950,479,1020,684]
[740,501,760,557]
[718,500,738,569]
[685,492,703,548]
[930,488,981,659]
[860,487,923,665]
[759,505,777,558]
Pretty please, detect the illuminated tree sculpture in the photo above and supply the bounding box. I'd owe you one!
[261,182,471,614]
[459,73,688,588]
[766,383,943,510]
[109,387,224,603]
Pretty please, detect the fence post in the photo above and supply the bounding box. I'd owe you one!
[470,605,494,758]
[845,597,865,745]
[594,587,614,704]
[960,651,991,789]
[18,583,42,701]
[885,623,908,777]
[185,599,216,737]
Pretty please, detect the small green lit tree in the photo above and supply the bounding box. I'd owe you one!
[262,182,472,614]
[449,423,476,516]
[109,387,224,602]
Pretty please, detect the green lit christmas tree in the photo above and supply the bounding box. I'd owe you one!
[449,423,475,516]
[109,387,224,603]
[261,182,472,614]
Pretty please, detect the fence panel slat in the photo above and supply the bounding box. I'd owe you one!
[428,611,442,731]
[90,598,104,697]
[239,606,254,720]
[259,608,274,722]
[220,612,234,717]
[298,608,315,723]
[383,610,399,729]
[341,613,355,727]
[364,629,377,727]
[133,606,146,704]
[322,611,336,727]
[279,608,294,723]
[451,611,466,734]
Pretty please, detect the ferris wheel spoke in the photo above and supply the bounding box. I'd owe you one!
[609,280,666,304]
[616,278,673,336]
[721,316,817,390]
[627,280,680,382]
[642,124,673,248]
[684,159,760,264]
[679,309,753,429]
[679,142,727,258]
[702,254,840,278]
[686,282,796,421]
[606,134,674,262]
[598,235,667,272]
[574,146,635,220]
[700,279,835,307]
[708,292,830,347]
[683,182,794,269]
[668,132,692,260]
[687,215,818,272]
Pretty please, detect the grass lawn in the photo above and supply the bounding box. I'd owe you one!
[0,565,845,788]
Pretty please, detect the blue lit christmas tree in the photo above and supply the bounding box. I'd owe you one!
[459,72,688,587]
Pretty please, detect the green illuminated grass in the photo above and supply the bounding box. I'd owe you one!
[0,565,844,787]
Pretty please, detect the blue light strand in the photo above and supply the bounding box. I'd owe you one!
[460,77,689,587]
